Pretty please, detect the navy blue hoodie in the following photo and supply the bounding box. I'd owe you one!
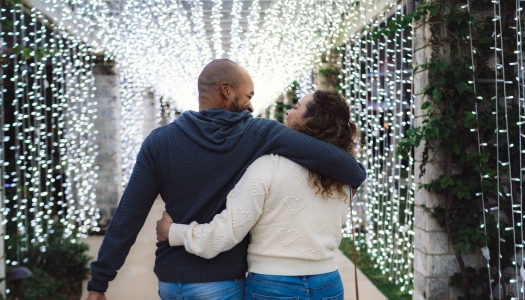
[88,109,366,292]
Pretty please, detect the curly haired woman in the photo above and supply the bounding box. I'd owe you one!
[158,90,363,300]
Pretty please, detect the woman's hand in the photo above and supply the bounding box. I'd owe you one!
[156,211,174,242]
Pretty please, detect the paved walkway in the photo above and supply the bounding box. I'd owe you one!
[81,199,387,300]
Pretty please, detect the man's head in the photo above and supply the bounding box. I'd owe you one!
[197,59,254,113]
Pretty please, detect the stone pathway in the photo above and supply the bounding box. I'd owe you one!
[81,199,387,300]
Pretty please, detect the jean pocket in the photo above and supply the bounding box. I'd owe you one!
[185,285,244,300]
[251,294,298,300]
[321,291,344,300]
[158,289,180,300]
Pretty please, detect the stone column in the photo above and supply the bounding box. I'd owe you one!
[256,105,271,119]
[316,47,342,91]
[142,89,157,138]
[412,4,482,299]
[92,55,122,228]
[274,94,285,123]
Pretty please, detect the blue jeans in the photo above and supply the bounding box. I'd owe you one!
[158,279,245,300]
[245,271,344,300]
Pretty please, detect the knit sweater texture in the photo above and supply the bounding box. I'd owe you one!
[88,108,366,292]
[170,155,350,276]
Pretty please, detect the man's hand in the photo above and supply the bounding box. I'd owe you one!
[87,291,106,300]
[156,211,174,242]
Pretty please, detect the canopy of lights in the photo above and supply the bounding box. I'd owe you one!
[57,0,354,186]
[1,0,524,297]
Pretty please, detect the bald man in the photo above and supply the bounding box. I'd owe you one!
[87,59,366,300]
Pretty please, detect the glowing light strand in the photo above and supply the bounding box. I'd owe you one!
[211,0,224,59]
[340,1,414,293]
[515,0,525,296]
[464,0,494,296]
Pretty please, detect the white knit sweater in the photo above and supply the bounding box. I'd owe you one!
[169,154,350,276]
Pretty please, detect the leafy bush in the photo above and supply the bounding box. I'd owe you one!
[5,223,90,300]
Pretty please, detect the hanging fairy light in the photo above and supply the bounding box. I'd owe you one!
[461,0,495,296]
[228,0,243,61]
[0,2,99,269]
[239,0,260,67]
[514,0,525,296]
[294,71,317,99]
[339,1,415,294]
[211,0,224,59]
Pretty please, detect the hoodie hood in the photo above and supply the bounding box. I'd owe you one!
[174,108,253,152]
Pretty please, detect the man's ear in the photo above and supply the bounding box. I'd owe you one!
[219,82,232,100]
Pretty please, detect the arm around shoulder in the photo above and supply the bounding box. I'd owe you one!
[262,122,367,187]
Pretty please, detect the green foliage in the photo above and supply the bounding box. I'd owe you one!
[0,0,22,7]
[318,65,343,93]
[383,1,523,298]
[371,2,440,40]
[318,66,340,76]
[1,4,55,67]
[0,0,22,29]
[4,223,90,300]
[12,45,55,60]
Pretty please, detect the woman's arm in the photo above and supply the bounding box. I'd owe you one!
[168,156,274,259]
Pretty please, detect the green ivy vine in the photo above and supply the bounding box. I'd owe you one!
[376,0,523,299]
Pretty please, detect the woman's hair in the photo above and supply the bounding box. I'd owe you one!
[292,90,360,202]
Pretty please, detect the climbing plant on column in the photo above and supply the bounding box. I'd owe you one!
[377,0,524,299]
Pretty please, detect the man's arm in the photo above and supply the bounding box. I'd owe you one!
[261,121,367,188]
[87,132,160,293]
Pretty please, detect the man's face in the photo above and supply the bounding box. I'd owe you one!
[229,71,254,113]
[229,96,242,113]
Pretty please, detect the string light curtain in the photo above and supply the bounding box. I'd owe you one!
[458,0,525,297]
[0,4,99,270]
[335,0,524,297]
[339,2,415,295]
[488,0,523,297]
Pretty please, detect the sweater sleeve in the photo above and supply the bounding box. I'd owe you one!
[169,156,272,259]
[260,120,367,188]
[87,132,160,293]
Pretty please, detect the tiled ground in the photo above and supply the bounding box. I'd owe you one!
[82,199,387,299]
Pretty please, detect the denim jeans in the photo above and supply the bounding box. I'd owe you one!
[244,271,344,300]
[158,279,245,300]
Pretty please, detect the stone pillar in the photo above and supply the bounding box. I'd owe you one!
[412,4,481,299]
[316,47,342,91]
[257,105,272,119]
[142,89,157,138]
[92,55,122,228]
[274,94,285,123]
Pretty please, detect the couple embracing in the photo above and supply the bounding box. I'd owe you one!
[86,59,367,300]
